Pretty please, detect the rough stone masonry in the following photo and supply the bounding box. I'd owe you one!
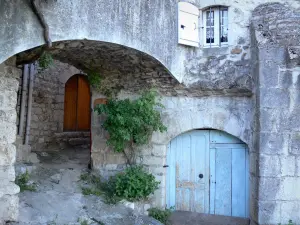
[0,57,20,222]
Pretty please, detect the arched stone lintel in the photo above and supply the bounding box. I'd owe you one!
[2,38,180,83]
[151,109,250,146]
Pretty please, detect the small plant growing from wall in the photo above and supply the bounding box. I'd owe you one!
[15,171,37,192]
[38,51,54,70]
[94,90,167,165]
[87,70,102,91]
[147,207,174,225]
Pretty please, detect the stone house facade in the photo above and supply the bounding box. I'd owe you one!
[1,0,300,224]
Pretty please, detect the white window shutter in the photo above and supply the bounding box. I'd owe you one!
[178,2,200,47]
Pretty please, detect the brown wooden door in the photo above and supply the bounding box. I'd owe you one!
[64,75,91,131]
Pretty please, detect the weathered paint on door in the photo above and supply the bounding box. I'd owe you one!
[167,130,249,218]
[167,130,210,213]
[64,75,91,131]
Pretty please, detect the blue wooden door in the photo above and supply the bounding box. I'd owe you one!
[167,130,249,218]
[209,130,249,218]
[166,130,210,213]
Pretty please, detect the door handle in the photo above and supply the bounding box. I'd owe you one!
[199,174,204,179]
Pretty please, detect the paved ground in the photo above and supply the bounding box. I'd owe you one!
[169,211,250,225]
[12,148,162,225]
[12,148,251,225]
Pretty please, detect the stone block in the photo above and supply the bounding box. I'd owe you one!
[0,144,16,166]
[142,156,165,166]
[0,195,19,222]
[0,182,20,199]
[296,157,300,176]
[260,88,290,109]
[91,153,105,169]
[257,201,281,225]
[0,166,15,182]
[280,177,300,200]
[281,201,300,223]
[279,70,293,89]
[259,133,287,155]
[259,61,279,88]
[151,144,166,157]
[105,153,125,165]
[259,155,280,177]
[281,156,295,176]
[290,133,300,155]
[149,166,166,176]
[258,178,281,201]
[259,108,281,132]
[258,47,287,65]
[104,164,118,171]
[0,123,16,143]
[287,109,300,132]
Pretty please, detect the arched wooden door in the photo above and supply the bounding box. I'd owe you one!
[166,130,249,218]
[64,75,91,131]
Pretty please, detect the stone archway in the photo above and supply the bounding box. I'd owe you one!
[0,38,181,222]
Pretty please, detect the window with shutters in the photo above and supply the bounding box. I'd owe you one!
[203,7,228,47]
[178,2,200,47]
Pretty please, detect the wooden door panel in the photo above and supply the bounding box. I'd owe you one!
[209,142,248,218]
[77,76,91,131]
[167,130,209,213]
[64,76,78,131]
[215,148,232,216]
[232,147,247,217]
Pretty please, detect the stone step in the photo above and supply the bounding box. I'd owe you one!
[168,211,250,225]
[54,132,90,140]
[69,137,90,146]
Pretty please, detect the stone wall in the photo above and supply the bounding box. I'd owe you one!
[91,92,254,210]
[17,60,83,151]
[252,3,300,225]
[2,0,300,83]
[0,57,20,223]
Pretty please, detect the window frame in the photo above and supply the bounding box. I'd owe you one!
[202,6,229,48]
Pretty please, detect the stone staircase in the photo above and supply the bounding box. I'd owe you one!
[54,131,91,149]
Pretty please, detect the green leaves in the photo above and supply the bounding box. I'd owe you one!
[94,90,167,154]
[15,171,37,192]
[87,71,102,91]
[38,51,53,70]
[148,207,174,225]
[114,166,160,202]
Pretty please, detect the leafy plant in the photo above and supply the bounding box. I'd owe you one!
[80,173,102,196]
[79,166,160,204]
[38,51,53,70]
[15,171,37,192]
[87,70,102,90]
[148,207,174,225]
[94,90,167,164]
[77,218,91,225]
[98,176,122,204]
[114,165,160,202]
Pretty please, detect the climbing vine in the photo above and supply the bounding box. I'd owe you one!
[94,90,167,164]
[87,70,102,91]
